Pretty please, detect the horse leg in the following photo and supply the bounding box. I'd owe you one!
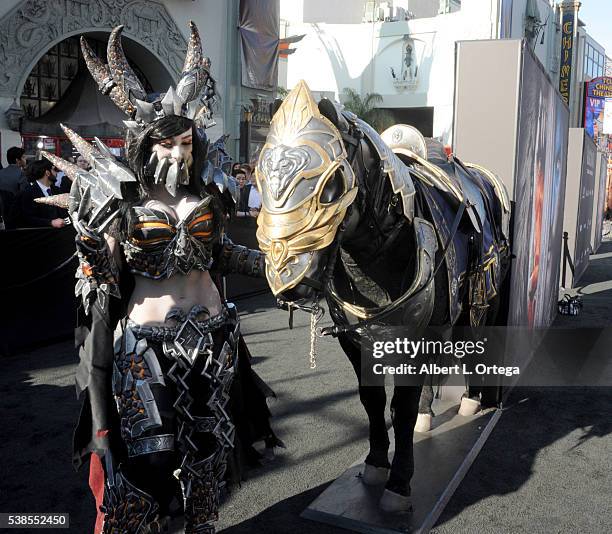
[380,384,421,511]
[415,375,435,432]
[460,291,502,414]
[338,334,390,482]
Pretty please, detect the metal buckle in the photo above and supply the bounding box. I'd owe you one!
[173,319,211,365]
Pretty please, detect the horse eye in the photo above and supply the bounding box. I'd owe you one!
[320,168,345,204]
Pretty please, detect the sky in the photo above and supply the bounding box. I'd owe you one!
[579,0,612,56]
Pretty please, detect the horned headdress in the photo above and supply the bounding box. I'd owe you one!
[40,22,215,214]
[81,22,211,132]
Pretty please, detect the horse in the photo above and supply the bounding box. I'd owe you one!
[254,80,511,512]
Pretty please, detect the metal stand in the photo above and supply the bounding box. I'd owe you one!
[302,398,502,533]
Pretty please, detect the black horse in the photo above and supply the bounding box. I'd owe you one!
[255,81,511,511]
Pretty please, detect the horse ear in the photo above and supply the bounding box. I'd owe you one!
[318,98,349,133]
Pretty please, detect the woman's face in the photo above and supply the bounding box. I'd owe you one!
[151,128,193,169]
[76,155,89,170]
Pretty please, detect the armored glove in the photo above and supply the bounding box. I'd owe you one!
[213,236,265,278]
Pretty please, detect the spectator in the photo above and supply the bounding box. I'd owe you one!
[0,147,27,195]
[241,163,253,181]
[55,166,72,193]
[76,154,90,171]
[0,189,18,229]
[248,178,262,217]
[231,162,243,177]
[20,159,67,228]
[235,171,252,218]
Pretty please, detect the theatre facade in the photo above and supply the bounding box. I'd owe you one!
[0,0,279,166]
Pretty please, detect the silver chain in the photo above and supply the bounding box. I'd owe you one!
[309,303,324,369]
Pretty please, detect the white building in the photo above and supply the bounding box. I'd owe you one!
[279,0,605,145]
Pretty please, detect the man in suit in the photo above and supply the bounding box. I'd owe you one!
[20,159,67,228]
[0,147,27,195]
[235,170,253,218]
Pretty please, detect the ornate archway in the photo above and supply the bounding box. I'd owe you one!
[0,0,187,99]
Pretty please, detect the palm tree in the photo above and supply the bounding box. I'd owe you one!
[341,88,394,133]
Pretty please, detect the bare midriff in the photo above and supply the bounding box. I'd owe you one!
[127,270,222,325]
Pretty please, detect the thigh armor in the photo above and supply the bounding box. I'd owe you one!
[104,304,240,534]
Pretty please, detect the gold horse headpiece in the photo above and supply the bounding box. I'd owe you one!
[256,80,358,295]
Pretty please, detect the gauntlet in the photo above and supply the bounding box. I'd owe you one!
[214,236,265,278]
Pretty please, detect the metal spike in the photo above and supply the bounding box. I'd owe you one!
[81,36,135,118]
[88,194,117,227]
[60,123,101,164]
[78,186,92,220]
[178,161,190,185]
[93,137,114,159]
[40,150,81,183]
[34,193,70,209]
[146,151,159,175]
[134,99,155,123]
[80,37,112,92]
[107,25,147,101]
[154,158,170,184]
[165,161,179,194]
[183,21,203,74]
[161,86,183,116]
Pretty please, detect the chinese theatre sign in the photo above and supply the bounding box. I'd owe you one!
[558,8,575,104]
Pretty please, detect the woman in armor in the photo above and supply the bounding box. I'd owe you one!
[43,23,278,533]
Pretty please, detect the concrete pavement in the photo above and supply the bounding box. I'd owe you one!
[2,238,612,533]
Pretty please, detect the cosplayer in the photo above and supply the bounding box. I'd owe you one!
[42,23,279,533]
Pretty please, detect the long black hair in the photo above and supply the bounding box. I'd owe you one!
[125,115,209,199]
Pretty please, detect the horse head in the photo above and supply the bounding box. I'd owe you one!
[255,80,358,303]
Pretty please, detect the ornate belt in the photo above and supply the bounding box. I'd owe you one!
[127,306,230,343]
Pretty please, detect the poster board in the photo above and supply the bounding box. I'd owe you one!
[563,129,596,286]
[591,152,607,253]
[454,39,569,327]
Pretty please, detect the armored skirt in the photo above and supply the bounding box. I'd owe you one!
[73,299,277,533]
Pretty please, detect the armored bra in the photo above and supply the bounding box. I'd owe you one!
[122,196,217,279]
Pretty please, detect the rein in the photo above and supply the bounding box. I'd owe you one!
[276,220,346,368]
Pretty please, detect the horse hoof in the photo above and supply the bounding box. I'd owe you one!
[379,489,413,513]
[361,464,390,485]
[458,397,481,416]
[414,413,432,433]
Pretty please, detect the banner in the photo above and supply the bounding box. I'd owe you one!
[239,0,280,90]
[558,8,575,104]
[512,47,568,327]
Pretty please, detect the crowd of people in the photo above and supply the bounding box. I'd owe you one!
[0,147,262,231]
[0,146,88,230]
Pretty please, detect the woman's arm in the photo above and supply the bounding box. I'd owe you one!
[212,235,265,278]
[73,217,122,314]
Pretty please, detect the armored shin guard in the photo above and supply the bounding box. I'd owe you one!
[100,456,161,534]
